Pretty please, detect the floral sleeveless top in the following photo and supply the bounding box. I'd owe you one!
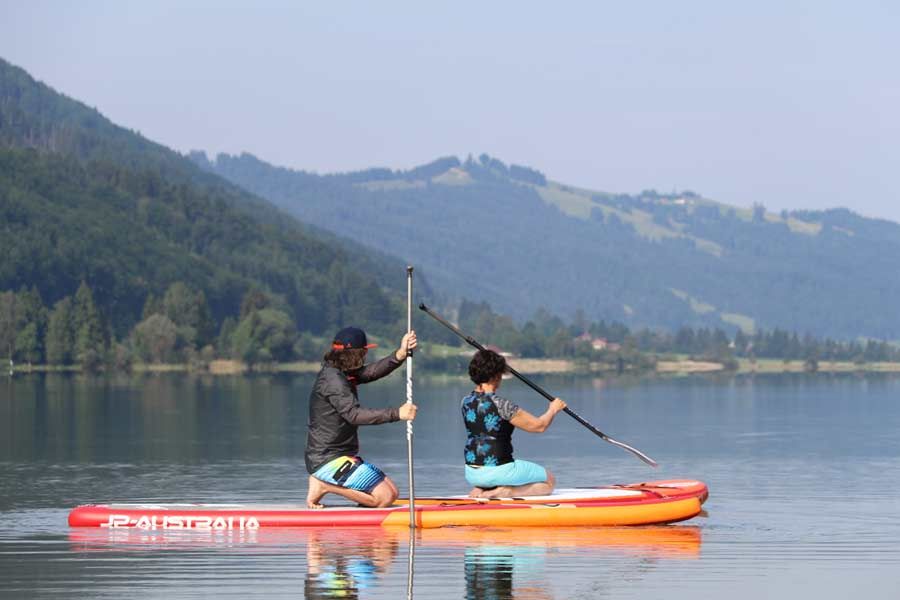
[461,391,520,466]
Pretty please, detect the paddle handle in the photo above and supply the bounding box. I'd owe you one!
[419,303,658,467]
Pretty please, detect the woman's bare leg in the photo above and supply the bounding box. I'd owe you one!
[476,471,556,498]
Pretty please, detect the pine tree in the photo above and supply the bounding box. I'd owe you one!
[15,323,40,365]
[240,288,271,319]
[46,297,74,365]
[0,291,20,361]
[231,308,297,365]
[161,282,215,348]
[142,293,163,320]
[72,282,106,370]
[15,287,47,363]
[217,316,237,358]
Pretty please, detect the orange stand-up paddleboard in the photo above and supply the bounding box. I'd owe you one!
[68,480,707,529]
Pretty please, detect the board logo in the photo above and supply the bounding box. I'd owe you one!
[102,514,261,530]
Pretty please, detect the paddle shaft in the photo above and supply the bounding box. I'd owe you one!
[419,303,658,467]
[406,267,416,527]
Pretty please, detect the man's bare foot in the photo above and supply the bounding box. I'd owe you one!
[306,476,328,509]
[468,487,485,498]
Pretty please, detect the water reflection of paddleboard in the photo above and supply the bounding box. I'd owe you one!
[69,524,702,559]
[69,525,700,600]
[68,480,707,529]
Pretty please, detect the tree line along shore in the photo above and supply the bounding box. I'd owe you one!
[3,281,899,377]
[10,357,900,377]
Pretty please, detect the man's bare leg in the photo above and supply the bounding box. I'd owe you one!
[307,476,377,509]
[381,477,398,499]
[307,475,399,509]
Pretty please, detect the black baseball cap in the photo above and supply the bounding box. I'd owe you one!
[331,326,378,351]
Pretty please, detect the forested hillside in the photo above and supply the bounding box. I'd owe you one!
[3,53,898,375]
[197,151,900,340]
[0,58,417,343]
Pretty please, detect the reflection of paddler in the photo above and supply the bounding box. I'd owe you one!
[304,528,399,600]
[455,526,701,600]
[464,541,553,600]
[465,545,516,600]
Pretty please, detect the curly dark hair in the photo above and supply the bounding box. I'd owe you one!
[323,348,368,372]
[468,349,507,384]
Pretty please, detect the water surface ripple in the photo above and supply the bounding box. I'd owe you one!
[2,372,899,598]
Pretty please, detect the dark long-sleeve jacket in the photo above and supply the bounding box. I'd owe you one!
[304,354,403,473]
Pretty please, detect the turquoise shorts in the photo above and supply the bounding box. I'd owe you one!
[464,460,548,488]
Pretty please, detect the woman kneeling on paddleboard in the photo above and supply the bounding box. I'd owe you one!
[305,326,417,509]
[463,349,567,498]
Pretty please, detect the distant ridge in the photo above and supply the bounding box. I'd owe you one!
[196,150,900,340]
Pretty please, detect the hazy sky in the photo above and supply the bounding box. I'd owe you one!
[2,1,898,221]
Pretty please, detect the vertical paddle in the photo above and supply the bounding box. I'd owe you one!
[405,268,418,598]
[406,528,416,600]
[405,267,416,528]
[419,303,659,467]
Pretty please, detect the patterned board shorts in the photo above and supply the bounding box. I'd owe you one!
[312,456,386,494]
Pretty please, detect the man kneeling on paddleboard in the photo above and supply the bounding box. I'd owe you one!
[463,349,567,498]
[305,326,417,509]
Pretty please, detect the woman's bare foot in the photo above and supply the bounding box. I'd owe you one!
[478,486,513,498]
[468,487,485,498]
[306,476,328,509]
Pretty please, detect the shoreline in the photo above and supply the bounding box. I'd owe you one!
[9,357,900,376]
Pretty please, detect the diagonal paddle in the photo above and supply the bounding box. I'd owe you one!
[419,303,658,467]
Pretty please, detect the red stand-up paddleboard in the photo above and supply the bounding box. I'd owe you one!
[68,479,708,529]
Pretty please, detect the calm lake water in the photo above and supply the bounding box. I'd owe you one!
[1,370,899,599]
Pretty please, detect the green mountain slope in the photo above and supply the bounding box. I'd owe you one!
[0,58,418,337]
[197,151,900,340]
